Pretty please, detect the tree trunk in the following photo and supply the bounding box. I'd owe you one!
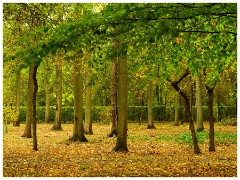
[217,86,221,122]
[22,65,34,138]
[168,70,201,154]
[45,59,51,123]
[147,81,155,129]
[13,70,21,127]
[174,92,179,126]
[84,56,93,135]
[189,76,194,116]
[52,57,63,130]
[112,56,128,152]
[195,77,204,132]
[32,65,38,151]
[179,88,201,154]
[206,85,215,152]
[69,60,88,142]
[163,89,167,122]
[155,84,161,121]
[108,58,118,137]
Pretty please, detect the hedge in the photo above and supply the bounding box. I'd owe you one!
[5,105,233,124]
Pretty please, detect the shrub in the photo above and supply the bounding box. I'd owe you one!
[4,105,236,124]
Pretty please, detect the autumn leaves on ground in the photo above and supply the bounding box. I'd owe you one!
[3,122,237,177]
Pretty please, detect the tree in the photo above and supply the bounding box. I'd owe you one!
[13,70,21,127]
[113,53,128,152]
[108,58,118,137]
[22,65,34,138]
[195,77,204,132]
[174,92,180,126]
[84,52,93,135]
[147,81,155,129]
[167,69,201,154]
[32,65,39,150]
[52,55,63,130]
[44,58,51,123]
[205,82,216,152]
[69,58,88,142]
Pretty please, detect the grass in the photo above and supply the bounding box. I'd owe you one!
[128,135,150,140]
[174,130,237,147]
[156,135,173,140]
[3,122,237,177]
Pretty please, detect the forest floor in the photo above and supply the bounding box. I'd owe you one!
[3,122,237,177]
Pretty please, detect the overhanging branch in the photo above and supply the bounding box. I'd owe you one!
[179,30,237,36]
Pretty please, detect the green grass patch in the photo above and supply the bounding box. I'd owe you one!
[156,135,173,140]
[175,131,237,146]
[128,135,150,140]
[215,131,237,144]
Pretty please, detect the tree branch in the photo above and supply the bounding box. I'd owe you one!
[179,30,237,36]
[167,69,190,85]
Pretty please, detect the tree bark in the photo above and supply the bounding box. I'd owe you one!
[112,56,128,152]
[147,81,156,129]
[45,59,51,123]
[52,57,63,130]
[195,77,204,132]
[206,84,216,152]
[174,92,179,126]
[84,55,93,135]
[22,65,34,138]
[108,58,118,137]
[13,70,21,127]
[69,60,88,142]
[32,65,38,151]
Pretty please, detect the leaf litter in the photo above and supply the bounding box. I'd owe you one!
[3,122,237,177]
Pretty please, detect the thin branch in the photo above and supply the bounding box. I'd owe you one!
[179,3,217,8]
[179,30,237,36]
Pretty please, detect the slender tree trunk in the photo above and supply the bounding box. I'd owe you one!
[155,84,161,121]
[22,65,34,138]
[179,96,184,124]
[163,89,167,121]
[168,70,201,154]
[45,82,50,123]
[147,81,155,129]
[174,92,179,126]
[159,87,164,121]
[196,77,204,132]
[189,76,194,116]
[206,85,215,152]
[179,88,200,154]
[69,60,88,142]
[13,70,21,127]
[52,57,63,130]
[217,86,221,122]
[108,58,118,137]
[112,56,128,152]
[32,65,38,151]
[84,57,93,135]
[45,59,51,123]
